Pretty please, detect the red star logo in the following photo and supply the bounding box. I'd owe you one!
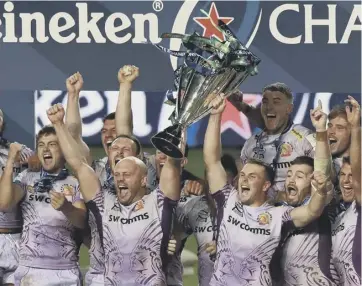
[221,94,262,140]
[193,2,234,42]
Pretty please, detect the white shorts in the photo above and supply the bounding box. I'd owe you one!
[14,265,82,286]
[0,233,20,284]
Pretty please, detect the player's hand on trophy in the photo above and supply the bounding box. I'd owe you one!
[9,142,23,162]
[183,180,204,196]
[209,93,226,115]
[311,171,328,195]
[227,90,244,111]
[50,190,68,211]
[167,236,177,255]
[118,65,139,84]
[345,95,361,128]
[310,100,327,132]
[66,72,83,97]
[204,241,216,255]
[47,103,65,124]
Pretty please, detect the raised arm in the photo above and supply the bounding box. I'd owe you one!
[65,72,92,165]
[0,143,25,211]
[290,171,328,228]
[204,94,227,194]
[345,95,361,204]
[47,103,100,203]
[116,65,139,136]
[159,156,182,201]
[310,100,334,196]
[228,91,264,128]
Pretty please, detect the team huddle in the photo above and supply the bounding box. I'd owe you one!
[0,65,360,286]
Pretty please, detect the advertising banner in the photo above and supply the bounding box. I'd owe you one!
[0,1,360,92]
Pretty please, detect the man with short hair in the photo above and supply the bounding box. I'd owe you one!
[48,103,183,285]
[327,104,352,173]
[331,96,361,285]
[338,156,354,210]
[204,95,328,286]
[239,83,315,199]
[0,108,40,286]
[0,125,87,286]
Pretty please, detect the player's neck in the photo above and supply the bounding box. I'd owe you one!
[266,120,289,135]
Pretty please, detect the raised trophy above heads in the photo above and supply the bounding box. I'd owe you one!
[149,17,261,159]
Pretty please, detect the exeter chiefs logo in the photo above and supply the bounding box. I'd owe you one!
[61,184,75,197]
[257,212,272,225]
[279,142,293,157]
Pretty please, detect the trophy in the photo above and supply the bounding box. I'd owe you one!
[150,18,261,159]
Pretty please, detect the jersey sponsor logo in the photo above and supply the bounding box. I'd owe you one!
[291,129,303,140]
[193,225,218,233]
[109,212,150,224]
[227,215,271,235]
[332,223,344,236]
[257,212,272,225]
[29,194,51,203]
[279,142,293,157]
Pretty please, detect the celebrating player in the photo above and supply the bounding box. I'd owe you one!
[231,83,315,199]
[330,95,361,285]
[0,126,86,285]
[0,109,35,286]
[204,94,329,286]
[49,103,183,285]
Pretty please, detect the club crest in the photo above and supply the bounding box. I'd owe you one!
[257,212,272,225]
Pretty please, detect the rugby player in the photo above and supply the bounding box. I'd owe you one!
[49,103,183,285]
[331,95,361,285]
[204,95,329,286]
[0,109,35,286]
[0,126,86,286]
[338,157,354,210]
[238,83,315,199]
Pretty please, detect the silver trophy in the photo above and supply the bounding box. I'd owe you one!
[150,20,261,159]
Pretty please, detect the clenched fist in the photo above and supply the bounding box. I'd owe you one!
[9,143,23,162]
[47,103,65,124]
[311,171,328,194]
[50,190,68,211]
[66,72,83,96]
[118,65,139,84]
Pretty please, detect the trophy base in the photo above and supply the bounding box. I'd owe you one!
[151,137,184,159]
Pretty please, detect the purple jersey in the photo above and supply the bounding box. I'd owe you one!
[277,202,336,285]
[175,195,214,286]
[331,200,361,285]
[89,186,175,285]
[14,170,83,269]
[240,124,314,198]
[211,185,293,286]
[0,144,33,228]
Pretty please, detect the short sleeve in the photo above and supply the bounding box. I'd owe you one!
[146,156,158,192]
[211,184,236,209]
[280,206,294,224]
[240,143,249,166]
[13,169,28,191]
[303,133,315,157]
[72,185,84,204]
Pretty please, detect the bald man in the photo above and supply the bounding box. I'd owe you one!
[48,103,183,286]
